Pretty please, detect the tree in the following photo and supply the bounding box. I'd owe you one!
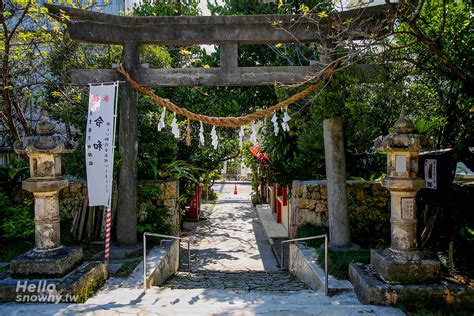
[221,0,473,177]
[131,1,280,179]
[0,0,117,143]
[382,0,472,88]
[380,0,473,167]
[1,0,52,141]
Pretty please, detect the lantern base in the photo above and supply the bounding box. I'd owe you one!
[349,262,474,308]
[10,246,83,278]
[371,248,440,284]
[0,261,107,303]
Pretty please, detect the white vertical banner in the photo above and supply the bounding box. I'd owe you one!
[85,83,118,208]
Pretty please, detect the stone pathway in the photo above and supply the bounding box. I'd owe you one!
[164,271,310,291]
[185,182,279,272]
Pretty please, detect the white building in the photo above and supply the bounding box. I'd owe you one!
[38,0,140,14]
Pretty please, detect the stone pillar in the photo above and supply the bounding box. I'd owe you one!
[31,190,63,250]
[220,44,238,71]
[323,117,351,248]
[372,111,440,284]
[11,116,82,278]
[117,41,139,247]
[222,160,227,180]
[319,40,335,65]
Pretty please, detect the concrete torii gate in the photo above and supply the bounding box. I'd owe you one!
[46,4,386,251]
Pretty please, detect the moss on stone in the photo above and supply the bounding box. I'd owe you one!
[115,259,141,278]
[74,273,107,303]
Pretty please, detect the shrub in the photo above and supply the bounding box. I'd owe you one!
[316,248,370,280]
[296,223,328,248]
[0,191,34,239]
[137,204,173,236]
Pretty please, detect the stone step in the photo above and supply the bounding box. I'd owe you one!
[163,270,311,291]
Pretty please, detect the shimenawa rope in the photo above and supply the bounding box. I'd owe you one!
[116,61,341,144]
[117,62,340,125]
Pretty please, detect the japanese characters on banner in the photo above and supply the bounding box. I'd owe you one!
[85,83,118,208]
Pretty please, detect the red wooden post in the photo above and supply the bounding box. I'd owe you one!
[274,183,277,212]
[104,207,112,260]
[282,186,288,206]
[185,183,201,221]
[196,183,201,219]
[277,186,288,225]
[276,183,282,223]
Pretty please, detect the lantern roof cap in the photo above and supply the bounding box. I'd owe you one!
[394,111,414,134]
[37,113,55,136]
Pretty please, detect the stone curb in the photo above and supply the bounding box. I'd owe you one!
[289,243,353,295]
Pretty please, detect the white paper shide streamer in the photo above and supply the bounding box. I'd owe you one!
[211,126,218,149]
[239,126,244,149]
[199,121,205,146]
[157,107,166,131]
[282,108,291,132]
[171,112,180,139]
[271,112,279,136]
[250,126,257,144]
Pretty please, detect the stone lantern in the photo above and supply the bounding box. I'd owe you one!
[11,115,82,277]
[372,111,440,283]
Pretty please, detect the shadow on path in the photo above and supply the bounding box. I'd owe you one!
[182,183,279,272]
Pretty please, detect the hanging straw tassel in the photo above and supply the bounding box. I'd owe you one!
[186,118,191,146]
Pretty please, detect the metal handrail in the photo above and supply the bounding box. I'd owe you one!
[143,232,191,293]
[280,234,328,296]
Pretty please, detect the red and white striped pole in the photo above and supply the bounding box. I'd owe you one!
[104,82,119,262]
[104,207,112,260]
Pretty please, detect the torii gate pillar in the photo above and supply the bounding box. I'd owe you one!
[323,117,352,249]
[320,41,354,250]
[116,42,139,247]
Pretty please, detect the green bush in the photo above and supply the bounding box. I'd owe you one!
[317,248,370,280]
[296,223,328,248]
[0,191,34,239]
[297,223,371,280]
[0,156,29,185]
[137,204,173,236]
[250,192,262,205]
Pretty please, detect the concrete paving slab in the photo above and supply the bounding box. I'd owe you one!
[0,288,405,315]
[256,204,288,239]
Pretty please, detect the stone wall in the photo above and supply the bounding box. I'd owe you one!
[12,179,88,221]
[147,240,180,288]
[59,180,88,221]
[137,180,180,236]
[12,179,180,236]
[290,180,391,243]
[288,242,323,291]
